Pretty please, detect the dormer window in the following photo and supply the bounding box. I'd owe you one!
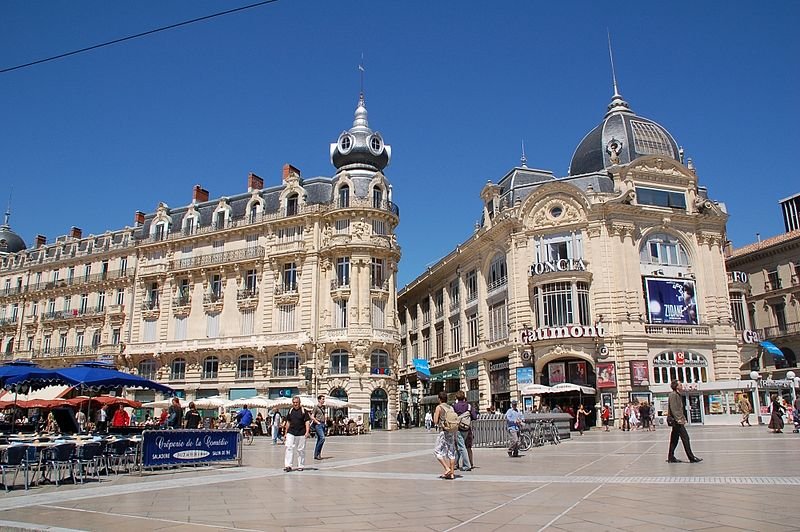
[369,134,383,154]
[152,221,169,241]
[182,213,199,235]
[286,193,298,216]
[338,185,350,208]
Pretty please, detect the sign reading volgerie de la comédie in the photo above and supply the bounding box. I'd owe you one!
[521,322,605,343]
[141,429,241,468]
[529,258,587,276]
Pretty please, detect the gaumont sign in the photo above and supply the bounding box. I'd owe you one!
[529,258,587,276]
[741,330,761,344]
[521,322,605,343]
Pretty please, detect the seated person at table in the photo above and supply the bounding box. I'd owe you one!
[112,407,130,427]
[235,406,253,429]
[45,412,60,433]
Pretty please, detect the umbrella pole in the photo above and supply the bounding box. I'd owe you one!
[11,390,17,433]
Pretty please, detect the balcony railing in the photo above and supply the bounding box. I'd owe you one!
[32,345,101,358]
[204,293,223,304]
[759,321,800,340]
[330,279,350,290]
[370,279,390,291]
[25,270,132,293]
[173,295,191,307]
[644,324,711,336]
[169,246,264,270]
[142,300,159,311]
[274,284,297,296]
[237,288,258,300]
[41,308,106,321]
[487,276,508,294]
[0,317,18,327]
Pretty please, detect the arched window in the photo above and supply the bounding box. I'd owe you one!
[151,221,169,241]
[273,352,299,377]
[138,359,156,380]
[330,349,349,375]
[371,349,390,375]
[238,354,255,378]
[182,213,199,235]
[488,253,507,289]
[652,351,708,384]
[248,201,262,223]
[202,356,219,379]
[640,233,690,266]
[338,185,350,208]
[170,358,186,381]
[330,387,348,400]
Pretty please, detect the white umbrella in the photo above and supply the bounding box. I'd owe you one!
[550,383,596,395]
[141,398,190,409]
[520,384,554,395]
[270,395,315,409]
[296,394,358,409]
[192,395,229,409]
[227,396,274,409]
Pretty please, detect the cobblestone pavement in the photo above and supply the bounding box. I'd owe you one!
[1,425,798,531]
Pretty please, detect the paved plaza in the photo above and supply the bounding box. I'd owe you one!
[0,425,798,531]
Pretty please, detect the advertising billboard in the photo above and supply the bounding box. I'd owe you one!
[645,278,698,325]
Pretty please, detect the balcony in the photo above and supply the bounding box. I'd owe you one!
[141,300,160,311]
[41,308,106,322]
[759,321,800,340]
[173,295,191,307]
[370,279,390,292]
[125,331,311,355]
[170,246,264,271]
[330,279,350,292]
[644,324,711,336]
[487,276,508,295]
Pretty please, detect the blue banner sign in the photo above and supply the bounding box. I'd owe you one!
[645,278,698,325]
[141,429,240,467]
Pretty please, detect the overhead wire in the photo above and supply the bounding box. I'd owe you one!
[0,0,280,75]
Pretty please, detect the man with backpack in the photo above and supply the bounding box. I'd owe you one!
[506,399,524,457]
[433,391,458,479]
[453,390,476,471]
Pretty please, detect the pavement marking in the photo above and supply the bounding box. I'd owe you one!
[0,520,84,532]
[441,483,552,532]
[565,440,636,476]
[40,505,264,532]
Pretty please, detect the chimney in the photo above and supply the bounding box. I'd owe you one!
[134,211,145,226]
[70,226,82,239]
[282,164,301,182]
[248,172,264,191]
[35,234,46,247]
[193,185,209,203]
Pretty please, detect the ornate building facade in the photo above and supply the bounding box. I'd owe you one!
[397,87,744,426]
[0,94,402,428]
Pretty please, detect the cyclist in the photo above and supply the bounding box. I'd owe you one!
[505,400,524,457]
[236,405,254,430]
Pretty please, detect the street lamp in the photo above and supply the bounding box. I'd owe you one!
[521,324,535,384]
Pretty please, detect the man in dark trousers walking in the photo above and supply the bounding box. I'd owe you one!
[667,380,702,463]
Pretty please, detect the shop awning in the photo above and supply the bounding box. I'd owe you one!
[420,395,440,405]
[760,341,784,358]
[429,369,460,383]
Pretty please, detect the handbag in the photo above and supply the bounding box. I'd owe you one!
[574,421,579,429]
[666,399,675,426]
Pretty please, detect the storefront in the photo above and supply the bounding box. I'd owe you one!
[754,378,796,425]
[650,380,757,426]
[489,358,510,412]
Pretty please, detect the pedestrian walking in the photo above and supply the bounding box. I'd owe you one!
[424,410,433,431]
[432,391,457,479]
[271,407,283,444]
[396,410,404,429]
[738,394,752,427]
[639,401,650,431]
[601,403,611,431]
[666,380,702,463]
[311,395,327,460]
[622,403,631,431]
[283,396,311,472]
[96,404,108,433]
[167,397,184,429]
[452,390,475,471]
[75,410,86,432]
[768,394,785,433]
[505,399,524,457]
[576,404,589,435]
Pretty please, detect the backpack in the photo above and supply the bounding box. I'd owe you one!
[457,404,472,431]
[440,404,460,432]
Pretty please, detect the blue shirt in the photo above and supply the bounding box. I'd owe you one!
[506,407,524,431]
[237,409,253,427]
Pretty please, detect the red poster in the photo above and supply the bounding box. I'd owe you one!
[596,362,617,388]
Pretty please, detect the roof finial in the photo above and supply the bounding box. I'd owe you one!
[607,29,619,97]
[358,53,365,107]
[520,140,528,168]
[3,192,11,227]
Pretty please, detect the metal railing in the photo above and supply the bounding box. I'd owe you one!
[169,246,264,270]
[330,279,350,290]
[142,300,159,311]
[759,321,800,339]
[237,288,258,300]
[487,276,508,293]
[644,324,710,336]
[173,295,191,307]
[41,308,106,321]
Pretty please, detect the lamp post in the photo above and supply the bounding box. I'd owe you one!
[749,370,763,425]
[521,324,535,384]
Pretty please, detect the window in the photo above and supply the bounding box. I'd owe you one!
[83,263,91,281]
[286,193,298,216]
[466,270,478,302]
[142,319,157,342]
[79,293,88,313]
[630,120,676,158]
[335,219,350,234]
[97,290,105,312]
[182,214,198,235]
[401,343,408,366]
[277,225,303,242]
[202,356,219,379]
[273,352,299,377]
[147,282,159,308]
[248,202,260,223]
[210,274,223,299]
[373,187,383,208]
[635,187,686,210]
[31,301,37,317]
[283,263,297,292]
[336,257,350,287]
[435,289,444,318]
[371,258,385,289]
[63,296,71,312]
[467,313,479,348]
[435,325,444,357]
[278,304,295,332]
[338,185,350,208]
[120,257,128,275]
[238,354,255,378]
[730,292,747,331]
[241,309,255,335]
[76,331,84,351]
[43,335,51,354]
[67,266,75,283]
[178,245,194,268]
[489,300,508,342]
[773,302,788,332]
[423,331,431,358]
[767,270,781,290]
[59,333,67,354]
[26,336,34,351]
[171,358,186,380]
[639,233,690,266]
[371,349,390,375]
[111,328,120,345]
[153,221,168,240]
[116,288,125,306]
[488,254,507,291]
[652,351,708,384]
[245,234,258,250]
[450,317,461,353]
[213,210,227,229]
[47,298,55,314]
[206,313,220,338]
[534,232,584,263]
[372,219,387,235]
[174,316,187,340]
[330,349,349,375]
[92,330,101,348]
[534,281,592,327]
[139,359,156,380]
[335,299,348,328]
[371,298,386,329]
[422,301,430,324]
[449,279,460,309]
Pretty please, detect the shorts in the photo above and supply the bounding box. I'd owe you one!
[433,430,456,460]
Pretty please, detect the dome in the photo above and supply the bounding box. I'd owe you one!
[0,224,26,254]
[330,94,391,172]
[568,91,680,175]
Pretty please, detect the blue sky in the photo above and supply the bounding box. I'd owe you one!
[1,1,798,287]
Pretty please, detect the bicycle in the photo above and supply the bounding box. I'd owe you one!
[518,428,533,451]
